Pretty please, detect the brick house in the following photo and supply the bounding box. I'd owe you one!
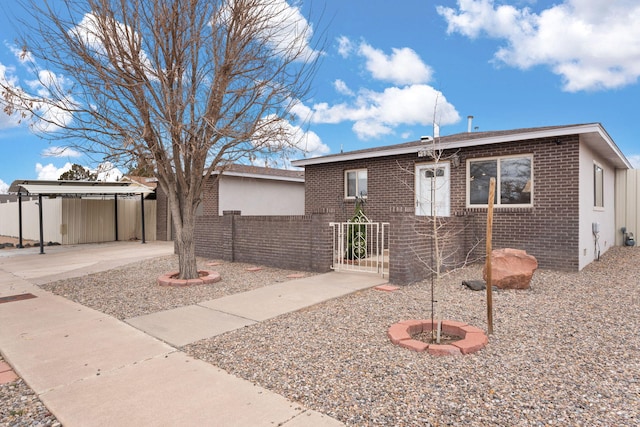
[291,123,633,282]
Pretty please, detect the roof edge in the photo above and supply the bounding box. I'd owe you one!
[292,123,632,168]
[215,170,304,182]
[8,180,155,195]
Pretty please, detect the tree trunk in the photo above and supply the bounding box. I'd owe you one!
[175,211,199,280]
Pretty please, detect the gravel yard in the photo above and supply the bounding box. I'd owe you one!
[183,246,640,426]
[42,255,316,320]
[3,246,639,426]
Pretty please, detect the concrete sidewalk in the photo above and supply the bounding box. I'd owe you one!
[126,271,386,347]
[0,241,386,426]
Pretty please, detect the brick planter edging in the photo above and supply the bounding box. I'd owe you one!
[388,319,488,356]
[157,270,221,287]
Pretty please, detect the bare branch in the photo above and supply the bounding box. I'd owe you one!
[2,0,323,278]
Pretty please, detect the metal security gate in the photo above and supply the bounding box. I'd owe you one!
[330,214,389,277]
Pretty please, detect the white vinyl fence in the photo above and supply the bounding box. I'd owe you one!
[0,197,155,244]
[615,168,640,246]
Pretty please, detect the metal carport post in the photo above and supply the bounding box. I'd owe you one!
[7,180,155,252]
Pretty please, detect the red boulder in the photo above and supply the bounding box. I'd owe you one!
[483,248,538,290]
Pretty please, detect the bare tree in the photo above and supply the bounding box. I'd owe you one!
[2,0,322,278]
[413,138,480,342]
[401,103,481,343]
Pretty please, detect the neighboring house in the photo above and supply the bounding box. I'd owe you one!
[292,123,634,279]
[156,164,305,241]
[120,175,159,192]
[212,164,305,216]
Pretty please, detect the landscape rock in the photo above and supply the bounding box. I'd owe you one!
[483,248,538,289]
[462,280,486,291]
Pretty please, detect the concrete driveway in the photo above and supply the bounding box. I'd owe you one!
[0,240,386,426]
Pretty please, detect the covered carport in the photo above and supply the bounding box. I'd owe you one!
[7,180,155,254]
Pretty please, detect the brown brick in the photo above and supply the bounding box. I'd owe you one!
[387,324,411,344]
[398,339,429,352]
[398,319,425,335]
[438,320,467,336]
[453,332,488,354]
[0,370,19,384]
[428,344,462,356]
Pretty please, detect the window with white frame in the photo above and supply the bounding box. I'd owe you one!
[594,162,604,208]
[345,169,367,199]
[467,155,533,207]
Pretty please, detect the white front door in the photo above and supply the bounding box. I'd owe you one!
[416,162,450,217]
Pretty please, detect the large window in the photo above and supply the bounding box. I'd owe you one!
[345,169,367,199]
[594,163,604,208]
[467,155,533,207]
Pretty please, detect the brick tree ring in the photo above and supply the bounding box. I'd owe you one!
[387,319,488,356]
[157,270,221,287]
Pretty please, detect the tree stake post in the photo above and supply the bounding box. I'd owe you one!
[485,177,496,335]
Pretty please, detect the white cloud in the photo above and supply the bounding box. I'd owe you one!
[0,179,8,194]
[34,161,123,181]
[628,154,640,169]
[289,39,458,140]
[256,114,330,156]
[220,0,321,62]
[6,42,34,64]
[296,84,460,140]
[352,120,393,140]
[265,0,321,61]
[337,36,354,58]
[95,162,123,182]
[70,13,160,82]
[437,0,640,91]
[0,63,25,130]
[36,162,73,180]
[358,43,433,85]
[1,57,75,133]
[292,127,330,158]
[26,70,75,133]
[333,79,354,96]
[249,116,329,167]
[42,146,83,158]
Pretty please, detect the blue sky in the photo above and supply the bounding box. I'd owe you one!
[1,0,639,193]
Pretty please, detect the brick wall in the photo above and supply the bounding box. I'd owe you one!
[194,210,335,272]
[169,135,581,284]
[460,135,581,271]
[306,135,581,280]
[201,176,219,216]
[304,155,416,223]
[388,208,475,284]
[156,186,169,241]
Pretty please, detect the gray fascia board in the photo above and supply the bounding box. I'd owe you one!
[291,123,632,169]
[221,171,304,182]
[211,170,304,182]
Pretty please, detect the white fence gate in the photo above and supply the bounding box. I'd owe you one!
[330,214,389,277]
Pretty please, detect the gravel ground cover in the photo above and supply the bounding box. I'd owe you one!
[42,255,316,320]
[3,255,314,426]
[184,246,640,426]
[0,355,60,427]
[5,247,640,426]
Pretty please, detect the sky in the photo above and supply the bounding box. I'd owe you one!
[1,0,639,193]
